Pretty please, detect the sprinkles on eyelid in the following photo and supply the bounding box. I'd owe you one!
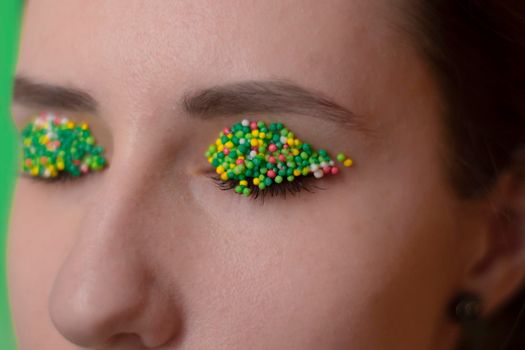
[20,112,107,179]
[205,119,354,196]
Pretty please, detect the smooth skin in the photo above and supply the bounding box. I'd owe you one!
[8,1,525,349]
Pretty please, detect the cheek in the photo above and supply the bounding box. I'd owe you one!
[185,170,460,347]
[7,181,88,348]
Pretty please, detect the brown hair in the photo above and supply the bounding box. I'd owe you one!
[405,1,525,349]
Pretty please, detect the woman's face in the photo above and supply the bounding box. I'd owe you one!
[8,1,486,349]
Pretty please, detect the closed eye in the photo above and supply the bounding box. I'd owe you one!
[209,174,324,202]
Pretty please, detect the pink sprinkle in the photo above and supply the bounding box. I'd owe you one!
[331,166,339,175]
[323,166,331,175]
[223,128,231,134]
[267,170,276,178]
[80,164,89,173]
[268,144,277,152]
[268,156,276,164]
[250,121,258,130]
[278,154,286,162]
[223,148,230,155]
[236,159,244,165]
[283,144,289,149]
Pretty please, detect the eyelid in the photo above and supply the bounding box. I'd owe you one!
[205,119,354,197]
[20,112,108,181]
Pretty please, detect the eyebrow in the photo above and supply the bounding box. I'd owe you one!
[13,76,98,112]
[13,76,365,130]
[182,79,364,129]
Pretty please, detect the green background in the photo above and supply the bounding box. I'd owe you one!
[1,0,22,349]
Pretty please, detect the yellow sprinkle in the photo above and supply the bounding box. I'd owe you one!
[57,161,65,170]
[66,121,74,129]
[251,130,259,137]
[227,133,233,139]
[253,178,260,185]
[216,165,225,174]
[208,157,213,163]
[343,158,353,167]
[225,141,234,149]
[292,149,300,156]
[294,139,302,147]
[217,144,224,152]
[220,172,229,181]
[250,138,259,147]
[39,135,49,144]
[30,166,39,176]
[293,169,301,177]
[215,139,222,146]
[259,132,266,139]
[287,138,294,146]
[302,168,310,176]
[238,155,245,160]
[23,138,31,146]
[229,163,235,169]
[239,180,248,186]
[81,123,89,130]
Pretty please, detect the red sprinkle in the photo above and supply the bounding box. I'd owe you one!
[278,154,286,162]
[331,166,339,175]
[236,159,244,165]
[268,156,276,164]
[223,128,231,134]
[250,121,258,130]
[223,148,230,155]
[267,170,276,178]
[268,144,277,152]
[323,166,331,175]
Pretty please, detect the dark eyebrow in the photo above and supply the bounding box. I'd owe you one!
[13,76,98,112]
[182,79,367,131]
[13,76,367,132]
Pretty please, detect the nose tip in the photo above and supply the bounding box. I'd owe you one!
[48,252,182,348]
[49,269,181,348]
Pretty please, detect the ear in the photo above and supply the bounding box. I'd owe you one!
[461,165,525,318]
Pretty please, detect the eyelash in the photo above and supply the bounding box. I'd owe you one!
[19,171,81,184]
[210,174,323,201]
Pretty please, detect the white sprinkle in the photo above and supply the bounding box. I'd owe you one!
[241,119,250,127]
[250,150,257,158]
[310,164,319,171]
[313,169,324,179]
[320,161,328,167]
[43,169,51,178]
[280,136,287,144]
[329,160,335,166]
[239,138,246,145]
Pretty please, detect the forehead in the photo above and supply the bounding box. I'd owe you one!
[17,0,407,113]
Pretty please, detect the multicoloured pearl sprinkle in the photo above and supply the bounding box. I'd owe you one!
[205,119,353,196]
[20,112,107,179]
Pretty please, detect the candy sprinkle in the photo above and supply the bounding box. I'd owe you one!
[20,112,108,179]
[205,119,354,196]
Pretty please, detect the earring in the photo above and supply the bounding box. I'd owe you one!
[450,292,483,322]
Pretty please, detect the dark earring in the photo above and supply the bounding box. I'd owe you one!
[450,292,483,322]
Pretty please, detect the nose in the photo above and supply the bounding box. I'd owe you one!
[48,163,183,348]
